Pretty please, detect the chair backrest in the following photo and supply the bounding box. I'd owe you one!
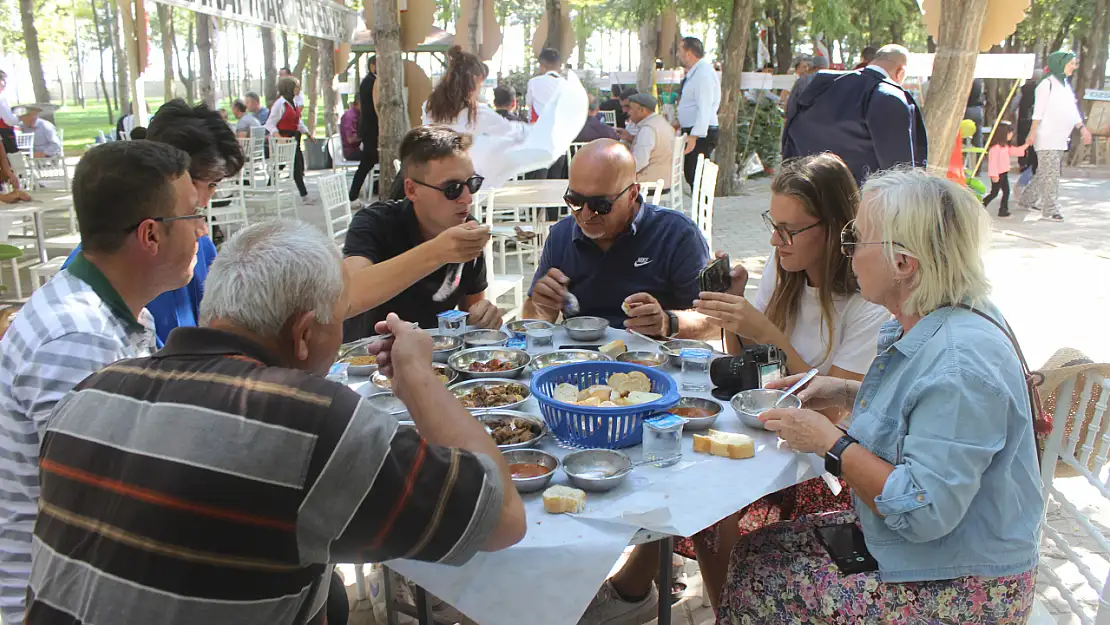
[670,133,687,214]
[327,135,342,166]
[317,172,352,242]
[119,131,131,141]
[269,137,297,181]
[14,131,34,153]
[640,179,665,206]
[694,156,718,251]
[566,142,590,164]
[1037,370,1110,625]
[601,110,617,126]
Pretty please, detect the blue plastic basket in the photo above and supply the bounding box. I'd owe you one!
[530,362,680,449]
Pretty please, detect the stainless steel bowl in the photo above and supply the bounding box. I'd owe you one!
[504,319,556,339]
[615,351,668,368]
[562,449,633,492]
[667,396,724,431]
[337,339,379,376]
[476,410,548,450]
[661,339,714,368]
[449,378,531,411]
[563,316,610,341]
[429,334,464,363]
[461,329,510,348]
[730,388,802,430]
[362,390,411,421]
[503,449,559,494]
[371,363,458,391]
[448,347,531,379]
[530,349,613,371]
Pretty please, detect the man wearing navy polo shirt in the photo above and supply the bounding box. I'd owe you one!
[522,140,714,339]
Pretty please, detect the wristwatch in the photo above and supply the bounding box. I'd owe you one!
[825,433,858,477]
[665,311,680,338]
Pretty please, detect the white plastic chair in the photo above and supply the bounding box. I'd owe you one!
[316,172,352,243]
[119,131,131,141]
[692,154,717,251]
[7,152,34,190]
[243,137,297,221]
[30,128,69,191]
[14,131,34,154]
[639,179,665,205]
[670,134,687,214]
[601,110,617,126]
[1035,369,1110,624]
[474,191,524,321]
[565,141,590,165]
[328,135,360,176]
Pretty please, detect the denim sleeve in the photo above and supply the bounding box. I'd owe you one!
[875,371,1008,543]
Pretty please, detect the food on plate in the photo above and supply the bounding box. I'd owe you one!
[626,359,661,366]
[599,339,627,358]
[375,368,450,389]
[607,371,652,395]
[456,383,528,408]
[692,430,755,459]
[580,385,619,403]
[543,485,587,514]
[342,355,377,366]
[549,372,660,407]
[509,463,552,479]
[670,406,715,419]
[485,417,539,445]
[467,358,517,373]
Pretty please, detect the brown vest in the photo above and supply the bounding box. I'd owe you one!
[635,114,677,189]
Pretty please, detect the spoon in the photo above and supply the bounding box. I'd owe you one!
[563,290,581,316]
[773,368,820,408]
[627,328,667,348]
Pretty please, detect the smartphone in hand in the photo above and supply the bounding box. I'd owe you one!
[699,255,732,293]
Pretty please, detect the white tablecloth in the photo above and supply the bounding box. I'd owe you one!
[348,327,820,625]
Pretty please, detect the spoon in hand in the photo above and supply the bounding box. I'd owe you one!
[774,368,820,408]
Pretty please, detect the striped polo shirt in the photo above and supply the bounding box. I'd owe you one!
[26,327,504,625]
[0,255,156,625]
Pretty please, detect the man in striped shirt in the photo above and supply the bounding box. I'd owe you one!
[27,220,526,625]
[0,141,204,625]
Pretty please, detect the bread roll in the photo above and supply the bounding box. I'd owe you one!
[692,430,756,459]
[543,485,587,513]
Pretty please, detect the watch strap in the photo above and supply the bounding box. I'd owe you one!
[825,434,857,477]
[666,311,680,338]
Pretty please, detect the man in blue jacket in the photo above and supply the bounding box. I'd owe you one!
[782,44,927,186]
[64,100,244,345]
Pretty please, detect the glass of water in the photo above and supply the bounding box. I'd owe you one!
[680,348,712,392]
[643,414,685,467]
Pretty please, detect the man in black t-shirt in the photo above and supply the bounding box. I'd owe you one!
[342,126,500,341]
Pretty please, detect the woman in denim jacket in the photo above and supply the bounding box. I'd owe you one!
[715,169,1043,624]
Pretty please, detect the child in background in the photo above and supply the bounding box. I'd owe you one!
[982,121,1027,218]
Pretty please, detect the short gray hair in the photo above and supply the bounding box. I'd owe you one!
[200,220,345,336]
[860,169,991,316]
[874,44,909,67]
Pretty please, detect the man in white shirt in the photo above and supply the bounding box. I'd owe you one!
[526,48,564,123]
[16,106,62,158]
[625,93,676,192]
[675,36,721,187]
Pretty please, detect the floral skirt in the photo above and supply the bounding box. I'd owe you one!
[715,511,1037,625]
[674,476,853,559]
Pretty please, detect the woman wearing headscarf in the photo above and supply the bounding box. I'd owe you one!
[1020,51,1093,221]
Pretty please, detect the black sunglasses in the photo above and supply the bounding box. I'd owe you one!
[411,175,484,201]
[563,183,636,216]
[125,214,206,232]
[839,220,906,257]
[761,210,822,246]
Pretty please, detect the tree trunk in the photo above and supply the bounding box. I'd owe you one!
[158,4,175,101]
[321,39,339,138]
[72,10,86,106]
[373,0,407,193]
[196,12,216,109]
[19,0,51,103]
[543,0,562,54]
[1050,4,1079,54]
[636,14,656,93]
[117,0,147,122]
[262,27,279,103]
[91,0,115,122]
[174,20,196,103]
[108,0,130,115]
[715,0,755,196]
[281,31,291,69]
[923,0,989,174]
[773,0,793,73]
[306,38,320,136]
[467,0,481,53]
[294,38,312,79]
[1068,35,1093,165]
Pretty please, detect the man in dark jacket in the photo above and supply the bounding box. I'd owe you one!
[782,44,927,186]
[349,55,379,204]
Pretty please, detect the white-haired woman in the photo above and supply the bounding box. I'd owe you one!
[714,169,1044,624]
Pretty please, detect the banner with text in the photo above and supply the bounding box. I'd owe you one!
[153,0,358,42]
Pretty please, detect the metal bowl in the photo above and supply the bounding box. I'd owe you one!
[661,339,714,368]
[563,316,610,341]
[562,449,633,492]
[667,396,724,431]
[476,410,548,450]
[615,351,668,368]
[449,378,531,411]
[448,347,531,379]
[337,340,379,376]
[461,329,510,348]
[530,350,613,371]
[371,363,458,391]
[429,334,464,363]
[362,391,411,422]
[504,319,556,339]
[502,449,559,493]
[730,388,802,430]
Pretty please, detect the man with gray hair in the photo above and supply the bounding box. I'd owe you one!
[783,53,829,121]
[24,219,526,625]
[783,43,928,185]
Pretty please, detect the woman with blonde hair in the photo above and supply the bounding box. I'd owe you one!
[264,76,314,200]
[715,169,1043,623]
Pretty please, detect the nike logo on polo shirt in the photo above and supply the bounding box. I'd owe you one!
[633,257,652,268]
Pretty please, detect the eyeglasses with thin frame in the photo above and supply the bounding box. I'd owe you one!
[411,175,484,201]
[125,214,206,233]
[761,210,822,246]
[563,183,636,216]
[839,219,906,257]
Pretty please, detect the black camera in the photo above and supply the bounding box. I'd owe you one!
[709,344,787,401]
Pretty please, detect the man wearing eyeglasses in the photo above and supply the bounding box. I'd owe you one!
[0,141,204,625]
[342,126,500,341]
[522,139,714,339]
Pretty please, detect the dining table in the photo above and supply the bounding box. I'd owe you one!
[0,190,74,262]
[345,326,825,625]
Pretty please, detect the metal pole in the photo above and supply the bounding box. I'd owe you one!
[972,78,1023,177]
[656,537,673,625]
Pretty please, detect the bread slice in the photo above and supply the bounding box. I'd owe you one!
[692,430,755,460]
[599,339,627,358]
[543,485,587,514]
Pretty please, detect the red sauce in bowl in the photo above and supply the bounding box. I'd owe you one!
[669,406,715,418]
[510,463,551,479]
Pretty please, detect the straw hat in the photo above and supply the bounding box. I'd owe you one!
[1035,347,1110,395]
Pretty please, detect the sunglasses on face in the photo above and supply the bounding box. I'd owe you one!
[411,175,484,201]
[839,219,906,257]
[761,210,822,247]
[563,183,636,216]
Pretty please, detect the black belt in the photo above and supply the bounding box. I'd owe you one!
[680,126,720,134]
